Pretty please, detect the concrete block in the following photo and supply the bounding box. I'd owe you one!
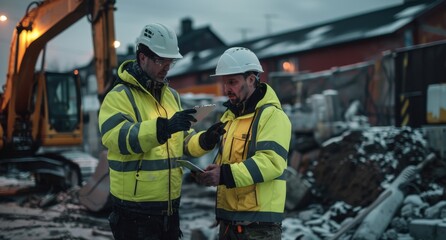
[409,219,446,240]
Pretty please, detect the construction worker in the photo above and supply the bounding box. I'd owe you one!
[98,23,225,240]
[194,47,292,240]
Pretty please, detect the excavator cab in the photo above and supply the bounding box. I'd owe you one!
[46,72,81,132]
[0,70,84,191]
[41,71,82,146]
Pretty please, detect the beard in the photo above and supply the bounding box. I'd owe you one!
[229,97,241,105]
[148,73,164,83]
[227,91,241,105]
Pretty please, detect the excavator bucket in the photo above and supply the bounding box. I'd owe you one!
[78,151,111,212]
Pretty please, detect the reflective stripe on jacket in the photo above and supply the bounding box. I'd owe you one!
[216,83,291,223]
[98,60,207,209]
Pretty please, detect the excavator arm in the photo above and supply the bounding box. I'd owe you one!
[0,0,117,153]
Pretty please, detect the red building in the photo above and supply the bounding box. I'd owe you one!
[168,0,446,96]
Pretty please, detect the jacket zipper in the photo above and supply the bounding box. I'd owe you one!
[241,111,257,159]
[157,101,173,216]
[134,161,142,195]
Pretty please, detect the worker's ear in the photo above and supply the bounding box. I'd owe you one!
[248,74,257,86]
[138,52,146,64]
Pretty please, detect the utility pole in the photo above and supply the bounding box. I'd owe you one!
[265,13,278,35]
[238,27,251,42]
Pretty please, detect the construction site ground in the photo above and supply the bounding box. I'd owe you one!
[1,126,445,240]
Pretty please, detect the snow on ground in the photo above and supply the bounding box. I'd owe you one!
[0,126,444,240]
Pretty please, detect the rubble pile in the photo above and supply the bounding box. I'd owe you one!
[311,126,431,207]
[283,126,446,239]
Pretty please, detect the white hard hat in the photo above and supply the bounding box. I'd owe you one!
[211,47,263,77]
[136,23,183,59]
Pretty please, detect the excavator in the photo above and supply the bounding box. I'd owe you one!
[0,0,117,192]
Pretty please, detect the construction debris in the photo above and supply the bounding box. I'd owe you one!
[0,126,445,239]
[283,126,446,240]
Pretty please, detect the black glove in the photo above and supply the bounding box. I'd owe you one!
[157,109,197,144]
[199,122,226,150]
[167,109,197,135]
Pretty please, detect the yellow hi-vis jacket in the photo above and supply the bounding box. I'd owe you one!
[98,60,208,214]
[216,83,291,223]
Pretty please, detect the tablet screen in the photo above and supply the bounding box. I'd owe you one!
[177,160,205,173]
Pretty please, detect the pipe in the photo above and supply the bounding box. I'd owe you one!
[352,153,436,240]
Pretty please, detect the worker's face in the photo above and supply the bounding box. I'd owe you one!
[139,53,176,82]
[220,74,256,105]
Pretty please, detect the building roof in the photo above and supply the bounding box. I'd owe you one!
[178,25,226,55]
[168,0,442,77]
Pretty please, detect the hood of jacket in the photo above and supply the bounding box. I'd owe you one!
[117,60,165,96]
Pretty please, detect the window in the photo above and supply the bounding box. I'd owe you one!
[278,58,298,73]
[46,72,80,132]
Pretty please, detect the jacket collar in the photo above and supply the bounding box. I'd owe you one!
[126,61,164,91]
[124,61,164,101]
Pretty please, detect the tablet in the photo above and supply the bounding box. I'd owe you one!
[191,104,216,126]
[177,160,205,173]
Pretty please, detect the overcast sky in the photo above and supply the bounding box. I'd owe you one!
[0,0,403,87]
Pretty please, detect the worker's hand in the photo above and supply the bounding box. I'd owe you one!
[199,122,226,150]
[193,164,221,186]
[167,109,197,134]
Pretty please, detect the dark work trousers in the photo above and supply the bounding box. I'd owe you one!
[218,221,282,240]
[108,208,182,240]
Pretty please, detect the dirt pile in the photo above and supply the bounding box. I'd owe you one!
[285,126,446,239]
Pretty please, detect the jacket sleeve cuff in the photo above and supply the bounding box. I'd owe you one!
[156,117,171,144]
[199,132,215,150]
[220,164,236,188]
